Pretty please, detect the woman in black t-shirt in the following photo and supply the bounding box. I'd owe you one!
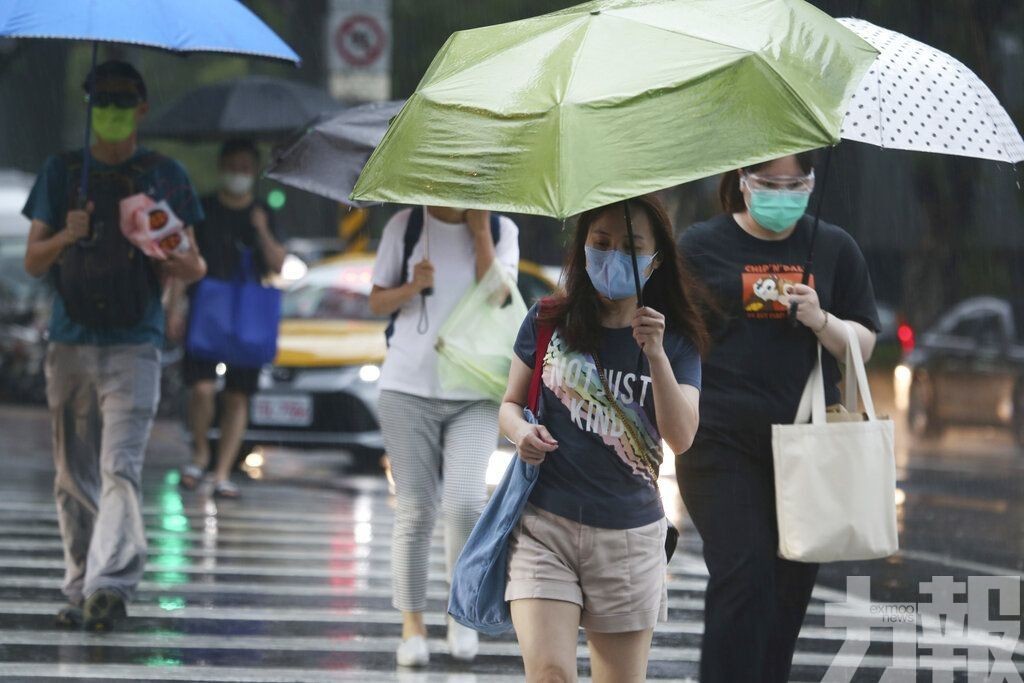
[676,152,881,683]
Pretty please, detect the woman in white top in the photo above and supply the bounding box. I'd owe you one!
[369,206,520,667]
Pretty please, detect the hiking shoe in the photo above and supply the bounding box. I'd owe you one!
[83,589,127,632]
[55,604,83,629]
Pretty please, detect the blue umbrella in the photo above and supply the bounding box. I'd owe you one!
[0,0,301,201]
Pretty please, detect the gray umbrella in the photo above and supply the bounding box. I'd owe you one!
[142,75,343,141]
[265,99,406,207]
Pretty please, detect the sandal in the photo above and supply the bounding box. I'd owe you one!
[179,464,205,490]
[213,479,240,499]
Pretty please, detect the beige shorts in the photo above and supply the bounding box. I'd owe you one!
[505,503,668,633]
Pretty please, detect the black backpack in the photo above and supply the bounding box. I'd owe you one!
[384,207,502,346]
[55,151,164,329]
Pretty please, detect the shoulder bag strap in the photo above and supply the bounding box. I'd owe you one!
[528,300,555,415]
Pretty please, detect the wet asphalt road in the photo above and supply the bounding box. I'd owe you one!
[0,402,1021,682]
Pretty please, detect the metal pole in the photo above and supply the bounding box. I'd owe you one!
[79,41,98,206]
[789,145,834,325]
[624,199,644,308]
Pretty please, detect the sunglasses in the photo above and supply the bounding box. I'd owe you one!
[86,91,142,108]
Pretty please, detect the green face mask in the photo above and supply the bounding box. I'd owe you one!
[91,105,137,142]
[747,189,811,233]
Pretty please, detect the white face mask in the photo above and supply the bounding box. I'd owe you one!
[220,172,255,196]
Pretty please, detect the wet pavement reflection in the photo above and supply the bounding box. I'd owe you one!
[0,403,1022,681]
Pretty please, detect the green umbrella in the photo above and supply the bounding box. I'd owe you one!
[351,0,877,220]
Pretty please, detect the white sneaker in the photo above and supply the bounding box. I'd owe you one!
[446,616,479,662]
[396,635,430,667]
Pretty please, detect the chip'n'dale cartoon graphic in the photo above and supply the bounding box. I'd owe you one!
[742,265,814,319]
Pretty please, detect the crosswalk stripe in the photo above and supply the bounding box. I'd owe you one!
[0,663,535,682]
[0,575,712,611]
[1,628,1013,673]
[0,556,710,591]
[0,599,970,645]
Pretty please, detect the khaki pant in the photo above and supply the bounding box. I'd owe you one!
[45,343,160,604]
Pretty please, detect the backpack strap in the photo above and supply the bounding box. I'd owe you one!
[384,207,426,346]
[528,298,555,415]
[489,213,501,246]
[399,206,425,287]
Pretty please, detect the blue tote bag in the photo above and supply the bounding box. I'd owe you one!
[447,311,554,636]
[186,249,281,368]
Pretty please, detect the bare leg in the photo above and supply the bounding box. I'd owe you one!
[214,390,248,483]
[402,611,426,640]
[586,628,654,683]
[188,381,216,469]
[511,599,582,682]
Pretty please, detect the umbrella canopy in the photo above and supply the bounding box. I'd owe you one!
[0,0,300,64]
[351,0,877,219]
[838,18,1024,163]
[0,0,299,201]
[143,76,342,141]
[266,100,406,206]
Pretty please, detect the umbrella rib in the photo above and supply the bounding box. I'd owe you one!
[557,19,599,216]
[754,54,836,145]
[601,11,754,55]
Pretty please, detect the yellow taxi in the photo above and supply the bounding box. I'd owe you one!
[237,254,556,465]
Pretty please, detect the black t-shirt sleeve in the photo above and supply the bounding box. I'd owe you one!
[513,304,540,368]
[831,232,881,333]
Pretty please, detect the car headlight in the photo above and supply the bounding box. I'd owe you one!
[893,364,912,412]
[359,364,382,383]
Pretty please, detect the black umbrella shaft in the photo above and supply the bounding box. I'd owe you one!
[789,144,835,325]
[624,200,644,309]
[79,41,98,206]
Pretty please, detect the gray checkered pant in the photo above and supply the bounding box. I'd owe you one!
[377,390,499,613]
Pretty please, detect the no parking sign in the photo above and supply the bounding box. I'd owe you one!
[327,0,391,101]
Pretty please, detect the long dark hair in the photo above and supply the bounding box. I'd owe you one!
[538,193,713,357]
[718,151,816,213]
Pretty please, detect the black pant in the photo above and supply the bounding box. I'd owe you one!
[676,433,819,683]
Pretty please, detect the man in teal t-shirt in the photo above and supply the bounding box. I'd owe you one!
[21,61,206,632]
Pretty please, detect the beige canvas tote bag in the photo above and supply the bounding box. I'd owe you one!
[772,321,898,562]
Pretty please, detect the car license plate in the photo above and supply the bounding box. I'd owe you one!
[251,394,313,427]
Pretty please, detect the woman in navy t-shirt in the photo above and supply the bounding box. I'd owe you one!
[677,152,881,683]
[500,193,711,682]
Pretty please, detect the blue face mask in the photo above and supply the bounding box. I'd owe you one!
[585,246,658,301]
[747,188,811,233]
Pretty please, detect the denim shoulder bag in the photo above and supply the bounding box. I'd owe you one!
[447,306,554,636]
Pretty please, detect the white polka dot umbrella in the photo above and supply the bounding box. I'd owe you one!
[838,17,1024,163]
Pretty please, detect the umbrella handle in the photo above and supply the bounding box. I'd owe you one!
[78,42,98,209]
